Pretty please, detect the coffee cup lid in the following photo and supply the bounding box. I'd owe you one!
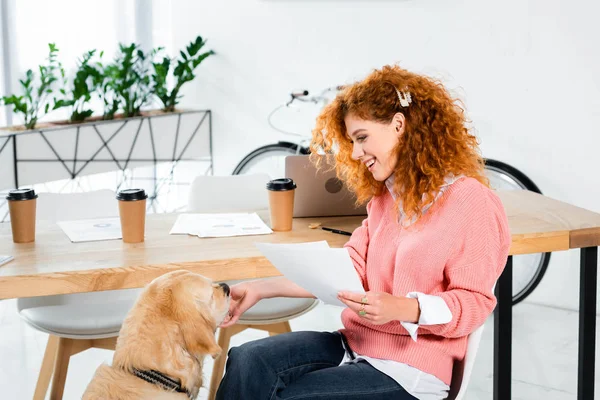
[6,188,38,201]
[266,178,297,191]
[116,188,148,201]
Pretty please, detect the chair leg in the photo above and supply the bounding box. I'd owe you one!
[207,321,292,399]
[49,338,75,400]
[249,321,291,336]
[270,321,291,336]
[91,336,117,351]
[208,325,245,400]
[33,335,59,400]
[32,335,116,400]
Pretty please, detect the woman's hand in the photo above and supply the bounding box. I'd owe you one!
[219,277,316,328]
[337,291,420,325]
[220,282,260,327]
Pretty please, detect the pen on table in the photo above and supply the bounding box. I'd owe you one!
[321,227,352,236]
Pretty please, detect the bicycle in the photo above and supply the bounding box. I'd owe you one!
[233,88,550,305]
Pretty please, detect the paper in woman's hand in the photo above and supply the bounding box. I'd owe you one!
[255,241,364,307]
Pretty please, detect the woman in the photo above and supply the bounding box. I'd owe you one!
[216,65,511,400]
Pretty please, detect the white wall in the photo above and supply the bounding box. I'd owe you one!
[171,0,600,311]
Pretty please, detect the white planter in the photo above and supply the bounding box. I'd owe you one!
[0,110,212,190]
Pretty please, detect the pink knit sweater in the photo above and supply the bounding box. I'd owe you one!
[341,177,511,385]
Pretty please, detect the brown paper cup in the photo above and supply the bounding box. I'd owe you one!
[268,189,295,231]
[8,198,37,243]
[118,199,147,243]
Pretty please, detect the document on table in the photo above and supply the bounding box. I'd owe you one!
[58,217,122,243]
[255,241,364,307]
[170,213,272,238]
[0,255,14,267]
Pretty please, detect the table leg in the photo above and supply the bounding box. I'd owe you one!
[494,255,512,400]
[578,246,597,400]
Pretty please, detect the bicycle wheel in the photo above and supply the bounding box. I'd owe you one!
[232,142,309,177]
[484,158,550,305]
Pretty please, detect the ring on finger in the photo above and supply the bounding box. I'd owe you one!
[361,296,368,305]
[358,304,367,317]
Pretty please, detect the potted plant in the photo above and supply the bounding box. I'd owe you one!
[110,43,153,118]
[151,35,215,113]
[1,43,67,130]
[52,49,102,124]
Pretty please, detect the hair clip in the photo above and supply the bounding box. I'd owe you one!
[395,88,412,107]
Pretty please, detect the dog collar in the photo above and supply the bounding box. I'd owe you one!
[132,369,193,399]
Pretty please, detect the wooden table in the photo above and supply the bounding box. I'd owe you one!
[493,190,600,400]
[1,190,599,399]
[0,214,363,299]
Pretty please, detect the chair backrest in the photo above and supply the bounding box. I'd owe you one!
[447,282,497,399]
[36,190,118,222]
[446,323,486,400]
[187,174,270,213]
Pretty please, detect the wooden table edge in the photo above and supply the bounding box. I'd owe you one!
[569,227,600,249]
[509,230,570,255]
[0,256,283,299]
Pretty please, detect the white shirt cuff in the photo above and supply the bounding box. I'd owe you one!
[400,292,453,342]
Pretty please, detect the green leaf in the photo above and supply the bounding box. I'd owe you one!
[53,99,73,109]
[81,109,94,118]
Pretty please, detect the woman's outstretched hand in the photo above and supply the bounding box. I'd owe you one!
[220,282,260,328]
[337,291,420,325]
[219,277,316,328]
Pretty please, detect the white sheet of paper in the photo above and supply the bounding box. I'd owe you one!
[170,213,272,238]
[58,217,122,243]
[0,255,14,267]
[255,241,364,307]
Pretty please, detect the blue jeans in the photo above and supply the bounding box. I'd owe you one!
[216,331,418,400]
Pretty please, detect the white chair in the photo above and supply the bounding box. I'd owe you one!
[187,174,319,400]
[17,190,142,400]
[447,323,486,400]
[447,283,496,399]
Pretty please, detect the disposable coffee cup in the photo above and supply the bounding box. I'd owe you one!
[266,178,297,232]
[6,188,38,243]
[116,189,148,243]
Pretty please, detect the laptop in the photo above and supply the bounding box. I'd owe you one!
[285,155,367,218]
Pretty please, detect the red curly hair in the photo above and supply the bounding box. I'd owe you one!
[310,64,488,223]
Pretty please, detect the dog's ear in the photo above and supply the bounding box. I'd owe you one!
[167,275,222,359]
[180,316,221,359]
[171,285,221,359]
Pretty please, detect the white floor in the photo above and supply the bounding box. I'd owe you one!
[0,299,597,400]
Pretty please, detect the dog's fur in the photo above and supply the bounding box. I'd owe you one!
[83,270,230,399]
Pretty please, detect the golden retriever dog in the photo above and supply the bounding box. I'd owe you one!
[83,270,230,399]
